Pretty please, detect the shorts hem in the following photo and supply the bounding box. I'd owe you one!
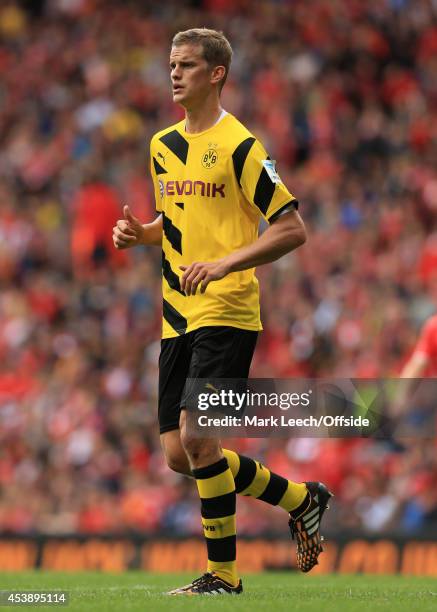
[159,423,180,435]
[162,321,262,340]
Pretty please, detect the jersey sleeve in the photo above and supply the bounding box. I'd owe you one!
[150,139,163,213]
[234,137,298,222]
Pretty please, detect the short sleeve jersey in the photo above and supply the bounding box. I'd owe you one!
[150,113,297,339]
[413,314,437,374]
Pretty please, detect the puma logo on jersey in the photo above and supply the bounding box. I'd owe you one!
[164,180,225,198]
[157,151,167,165]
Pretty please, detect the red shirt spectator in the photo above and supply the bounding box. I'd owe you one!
[71,182,128,278]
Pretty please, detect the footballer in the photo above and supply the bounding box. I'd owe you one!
[113,28,332,595]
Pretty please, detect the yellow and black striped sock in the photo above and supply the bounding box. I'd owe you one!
[223,448,308,512]
[192,457,239,587]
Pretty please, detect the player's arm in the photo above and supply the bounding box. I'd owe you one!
[400,352,429,378]
[113,205,162,249]
[397,318,432,399]
[391,352,429,417]
[226,207,306,270]
[113,139,164,249]
[181,208,305,295]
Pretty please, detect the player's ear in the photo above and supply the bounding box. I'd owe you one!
[210,65,226,87]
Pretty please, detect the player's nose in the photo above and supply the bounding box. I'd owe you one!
[171,66,182,80]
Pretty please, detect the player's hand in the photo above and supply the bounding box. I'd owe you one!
[113,205,144,249]
[180,259,230,295]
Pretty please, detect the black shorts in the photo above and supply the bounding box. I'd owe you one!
[158,326,258,434]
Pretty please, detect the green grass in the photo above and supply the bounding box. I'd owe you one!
[0,572,436,611]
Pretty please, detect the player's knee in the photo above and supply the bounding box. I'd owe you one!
[165,452,190,475]
[160,428,191,475]
[180,430,220,465]
[179,430,208,462]
[179,429,198,455]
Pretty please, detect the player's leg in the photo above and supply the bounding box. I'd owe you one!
[161,429,332,574]
[167,410,241,595]
[223,448,307,510]
[160,329,240,595]
[181,413,240,587]
[223,448,332,572]
[178,327,248,590]
[168,327,249,595]
[158,333,191,472]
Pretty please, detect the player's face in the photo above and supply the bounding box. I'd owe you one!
[170,44,213,107]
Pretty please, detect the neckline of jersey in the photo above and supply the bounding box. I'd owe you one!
[181,110,231,139]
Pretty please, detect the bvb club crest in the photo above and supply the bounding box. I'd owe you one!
[201,143,218,169]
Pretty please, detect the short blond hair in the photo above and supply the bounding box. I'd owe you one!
[172,28,233,90]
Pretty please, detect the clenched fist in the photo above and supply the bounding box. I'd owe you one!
[113,205,145,249]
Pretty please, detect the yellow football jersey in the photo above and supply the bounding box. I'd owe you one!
[149,112,297,339]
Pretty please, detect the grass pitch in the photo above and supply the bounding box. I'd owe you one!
[0,572,436,611]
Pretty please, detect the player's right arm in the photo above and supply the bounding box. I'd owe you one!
[391,327,431,417]
[113,136,166,250]
[113,205,162,249]
[400,352,429,378]
[400,316,435,379]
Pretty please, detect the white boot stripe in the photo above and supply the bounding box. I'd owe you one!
[304,514,319,529]
[307,522,319,536]
[304,506,319,520]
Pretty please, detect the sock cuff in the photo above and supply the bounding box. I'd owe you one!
[289,491,310,517]
[192,457,229,480]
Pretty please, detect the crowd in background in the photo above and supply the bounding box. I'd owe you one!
[0,0,437,536]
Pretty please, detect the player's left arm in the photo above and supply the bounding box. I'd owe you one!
[180,208,306,295]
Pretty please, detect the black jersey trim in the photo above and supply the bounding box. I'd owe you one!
[268,200,299,224]
[153,156,167,175]
[162,213,182,254]
[175,202,184,210]
[159,130,189,165]
[162,250,184,295]
[163,299,187,335]
[253,167,276,215]
[232,137,256,187]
